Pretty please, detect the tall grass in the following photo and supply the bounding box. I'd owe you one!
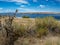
[0,16,60,45]
[35,16,60,37]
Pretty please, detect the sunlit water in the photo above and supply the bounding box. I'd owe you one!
[0,13,60,20]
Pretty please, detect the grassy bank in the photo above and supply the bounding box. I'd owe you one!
[0,16,60,45]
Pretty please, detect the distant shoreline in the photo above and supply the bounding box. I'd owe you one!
[0,12,60,14]
[19,12,60,14]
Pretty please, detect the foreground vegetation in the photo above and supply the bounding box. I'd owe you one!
[0,15,60,45]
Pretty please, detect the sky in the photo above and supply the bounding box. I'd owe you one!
[0,0,60,13]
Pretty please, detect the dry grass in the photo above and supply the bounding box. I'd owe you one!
[1,17,60,45]
[14,36,60,45]
[13,18,35,26]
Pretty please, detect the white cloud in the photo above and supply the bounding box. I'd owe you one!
[17,7,39,12]
[13,0,28,4]
[0,9,15,13]
[20,5,25,8]
[18,7,29,10]
[33,0,37,2]
[0,8,3,13]
[40,5,45,8]
[15,2,22,5]
[0,8,3,10]
[0,0,29,4]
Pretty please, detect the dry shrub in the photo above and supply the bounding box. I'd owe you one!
[35,16,60,37]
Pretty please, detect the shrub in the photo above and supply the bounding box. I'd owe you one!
[36,28,48,38]
[35,17,49,38]
[22,16,30,18]
[35,16,60,37]
[13,22,26,37]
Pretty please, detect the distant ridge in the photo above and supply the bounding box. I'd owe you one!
[20,12,60,14]
[0,12,60,14]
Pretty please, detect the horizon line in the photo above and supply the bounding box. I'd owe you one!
[0,12,60,14]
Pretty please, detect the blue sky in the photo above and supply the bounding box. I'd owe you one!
[0,0,60,13]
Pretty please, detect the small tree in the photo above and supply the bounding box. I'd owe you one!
[14,9,18,17]
[0,15,2,30]
[4,9,20,45]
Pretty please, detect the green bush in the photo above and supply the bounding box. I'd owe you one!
[35,16,60,37]
[22,16,30,18]
[13,22,26,37]
[12,16,60,38]
[35,17,49,38]
[36,28,48,38]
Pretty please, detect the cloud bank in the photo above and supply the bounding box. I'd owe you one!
[0,0,29,4]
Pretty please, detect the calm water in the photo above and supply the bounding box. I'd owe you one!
[0,13,60,20]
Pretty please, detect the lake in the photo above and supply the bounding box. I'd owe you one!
[0,13,60,20]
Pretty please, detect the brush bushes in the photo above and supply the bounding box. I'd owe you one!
[22,16,30,18]
[13,17,60,38]
[35,16,60,37]
[35,17,49,37]
[13,22,26,37]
